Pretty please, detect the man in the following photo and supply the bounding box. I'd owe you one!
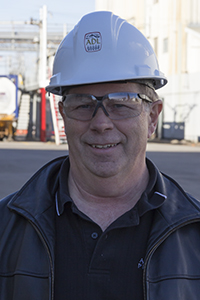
[0,11,200,300]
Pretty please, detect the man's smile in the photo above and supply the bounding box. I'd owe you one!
[91,143,118,149]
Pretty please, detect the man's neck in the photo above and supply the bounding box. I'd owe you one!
[68,165,149,231]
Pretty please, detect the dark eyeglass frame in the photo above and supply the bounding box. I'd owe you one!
[62,92,154,121]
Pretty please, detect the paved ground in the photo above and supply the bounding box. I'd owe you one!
[0,140,200,199]
[147,142,200,200]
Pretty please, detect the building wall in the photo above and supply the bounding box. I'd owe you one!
[95,0,200,142]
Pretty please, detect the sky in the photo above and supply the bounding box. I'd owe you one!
[0,0,96,76]
[0,0,96,26]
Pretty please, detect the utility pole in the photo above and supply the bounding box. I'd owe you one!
[39,5,47,142]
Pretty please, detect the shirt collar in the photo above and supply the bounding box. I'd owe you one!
[136,159,167,217]
[56,157,72,216]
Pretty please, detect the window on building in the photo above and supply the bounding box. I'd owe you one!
[163,37,168,53]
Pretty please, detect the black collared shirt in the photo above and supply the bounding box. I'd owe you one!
[54,158,166,300]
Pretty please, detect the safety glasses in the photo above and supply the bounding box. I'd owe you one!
[62,92,153,121]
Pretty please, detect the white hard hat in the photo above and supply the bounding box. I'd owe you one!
[46,11,167,95]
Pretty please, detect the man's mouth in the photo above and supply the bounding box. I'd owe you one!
[91,143,118,149]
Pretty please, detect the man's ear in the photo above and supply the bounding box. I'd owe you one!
[148,100,163,138]
[58,101,65,119]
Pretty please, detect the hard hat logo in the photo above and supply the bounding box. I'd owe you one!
[84,32,102,52]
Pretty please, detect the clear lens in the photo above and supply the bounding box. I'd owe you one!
[105,93,142,119]
[63,93,151,121]
[63,94,97,120]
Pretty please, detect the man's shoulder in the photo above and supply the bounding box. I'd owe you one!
[162,172,200,206]
[0,192,16,208]
[0,193,18,234]
[0,155,69,215]
[158,172,200,223]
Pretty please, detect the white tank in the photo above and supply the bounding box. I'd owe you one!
[0,77,16,116]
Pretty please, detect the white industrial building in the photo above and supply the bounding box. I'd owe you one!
[96,0,200,142]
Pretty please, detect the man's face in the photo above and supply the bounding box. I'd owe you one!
[59,82,162,180]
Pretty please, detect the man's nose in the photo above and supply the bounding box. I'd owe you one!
[90,104,114,132]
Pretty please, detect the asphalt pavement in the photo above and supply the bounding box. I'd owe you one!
[0,140,200,200]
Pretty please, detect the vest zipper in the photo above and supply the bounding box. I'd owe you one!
[28,220,54,300]
[143,218,200,300]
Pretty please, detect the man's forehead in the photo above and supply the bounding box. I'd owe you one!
[64,81,145,96]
